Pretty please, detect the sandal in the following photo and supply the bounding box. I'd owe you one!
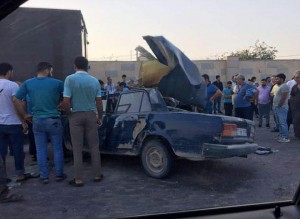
[93,174,104,182]
[16,173,35,182]
[56,174,67,182]
[69,179,84,187]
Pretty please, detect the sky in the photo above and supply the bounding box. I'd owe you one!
[22,0,300,61]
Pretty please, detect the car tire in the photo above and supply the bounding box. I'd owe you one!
[141,140,174,179]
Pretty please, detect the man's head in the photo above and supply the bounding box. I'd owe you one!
[98,79,104,87]
[202,74,210,84]
[0,63,13,79]
[122,74,126,81]
[226,81,232,88]
[216,75,220,81]
[37,62,53,77]
[119,82,126,89]
[260,78,267,87]
[250,76,256,83]
[294,70,300,84]
[74,56,88,71]
[107,76,112,83]
[271,75,277,84]
[275,73,286,85]
[236,74,245,86]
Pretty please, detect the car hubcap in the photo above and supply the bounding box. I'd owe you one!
[148,148,164,170]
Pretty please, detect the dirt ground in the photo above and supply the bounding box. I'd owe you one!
[0,117,300,219]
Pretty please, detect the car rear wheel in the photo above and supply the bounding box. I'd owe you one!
[141,140,174,179]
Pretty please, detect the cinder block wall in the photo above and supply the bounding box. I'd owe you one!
[89,58,300,84]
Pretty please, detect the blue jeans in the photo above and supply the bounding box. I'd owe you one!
[0,153,7,193]
[213,96,222,113]
[258,103,271,126]
[204,102,213,114]
[0,124,24,176]
[274,107,289,139]
[33,118,64,179]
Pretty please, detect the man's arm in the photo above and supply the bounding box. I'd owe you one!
[278,92,288,107]
[210,89,222,103]
[13,97,28,132]
[96,96,103,127]
[58,97,71,113]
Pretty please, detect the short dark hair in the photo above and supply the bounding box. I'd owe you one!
[119,82,126,87]
[98,79,104,85]
[261,79,266,82]
[37,62,53,72]
[202,74,209,81]
[276,73,286,81]
[74,56,88,71]
[122,74,126,78]
[0,63,13,76]
[227,81,232,85]
[216,75,220,79]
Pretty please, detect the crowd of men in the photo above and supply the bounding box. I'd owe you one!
[202,71,300,143]
[0,57,104,202]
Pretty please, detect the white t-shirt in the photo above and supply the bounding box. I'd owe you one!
[0,79,21,125]
[286,79,296,91]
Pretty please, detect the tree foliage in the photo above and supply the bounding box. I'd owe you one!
[218,40,278,60]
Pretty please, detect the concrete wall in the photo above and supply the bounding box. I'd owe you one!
[89,58,300,84]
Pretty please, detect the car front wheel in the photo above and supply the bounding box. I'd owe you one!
[141,140,174,179]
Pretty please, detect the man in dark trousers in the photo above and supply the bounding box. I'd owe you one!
[213,75,224,114]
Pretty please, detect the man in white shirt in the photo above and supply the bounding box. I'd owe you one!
[104,76,116,94]
[0,63,26,202]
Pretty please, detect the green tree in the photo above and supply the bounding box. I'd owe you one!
[218,40,278,60]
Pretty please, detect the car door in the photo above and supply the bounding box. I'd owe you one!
[104,90,151,154]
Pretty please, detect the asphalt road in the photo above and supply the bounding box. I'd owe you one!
[1,118,300,219]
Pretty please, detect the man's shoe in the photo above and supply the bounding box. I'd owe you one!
[218,111,223,114]
[258,124,262,128]
[277,138,290,143]
[271,128,279,132]
[0,189,23,203]
[266,124,270,128]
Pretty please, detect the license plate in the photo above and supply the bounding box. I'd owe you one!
[237,128,247,136]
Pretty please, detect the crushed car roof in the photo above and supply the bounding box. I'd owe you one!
[143,35,206,107]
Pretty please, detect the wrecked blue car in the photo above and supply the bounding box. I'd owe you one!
[65,88,257,179]
[65,36,258,178]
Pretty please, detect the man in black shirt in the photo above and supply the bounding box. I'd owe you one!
[213,75,224,114]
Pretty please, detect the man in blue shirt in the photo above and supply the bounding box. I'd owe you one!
[212,75,224,114]
[15,62,65,184]
[202,74,222,114]
[61,57,103,187]
[223,81,233,116]
[234,74,256,120]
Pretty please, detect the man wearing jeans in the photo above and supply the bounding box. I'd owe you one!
[15,62,65,184]
[0,63,30,182]
[234,74,256,120]
[61,56,103,187]
[213,75,224,114]
[0,63,25,202]
[273,73,290,143]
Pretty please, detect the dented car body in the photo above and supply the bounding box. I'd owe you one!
[65,88,257,178]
